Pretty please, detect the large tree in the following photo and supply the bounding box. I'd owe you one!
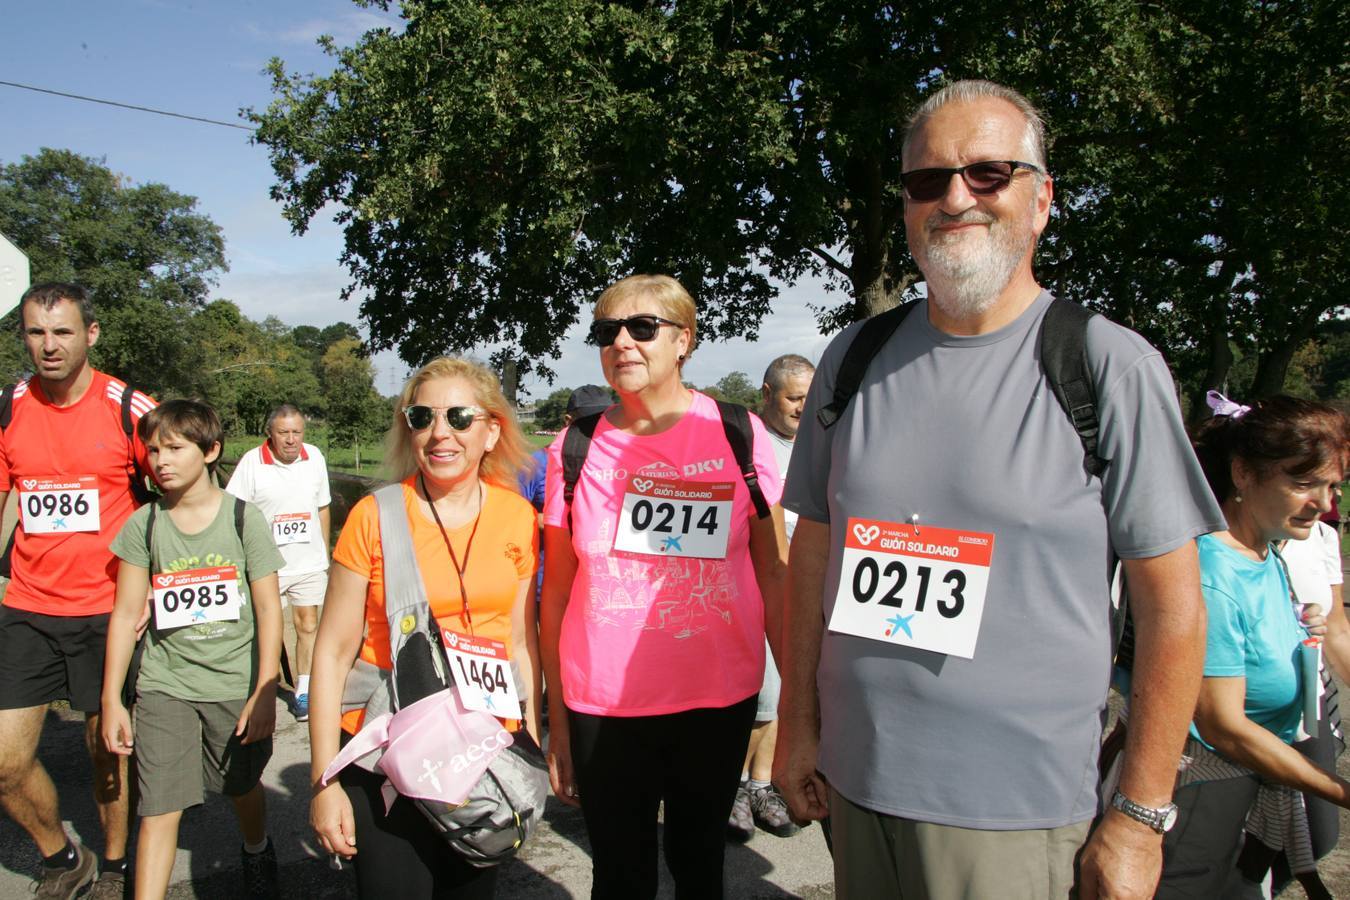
[251,0,1346,397]
[0,149,227,392]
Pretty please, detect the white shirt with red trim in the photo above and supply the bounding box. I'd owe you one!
[225,441,331,578]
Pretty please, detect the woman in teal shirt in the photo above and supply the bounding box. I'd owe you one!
[1157,393,1349,897]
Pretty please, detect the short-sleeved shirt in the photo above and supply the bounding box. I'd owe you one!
[0,371,154,616]
[111,493,284,702]
[767,428,798,541]
[518,449,548,513]
[1195,533,1305,745]
[784,292,1224,829]
[542,390,784,717]
[333,478,537,733]
[1279,522,1343,610]
[225,442,332,578]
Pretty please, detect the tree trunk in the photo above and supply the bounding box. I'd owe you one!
[1249,311,1319,399]
[1186,303,1234,424]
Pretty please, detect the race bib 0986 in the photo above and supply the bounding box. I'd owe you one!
[18,476,100,534]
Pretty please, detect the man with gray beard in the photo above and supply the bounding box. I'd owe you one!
[774,80,1223,898]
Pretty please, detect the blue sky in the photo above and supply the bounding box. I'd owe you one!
[2,0,834,399]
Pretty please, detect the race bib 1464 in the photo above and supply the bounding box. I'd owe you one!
[828,518,995,659]
[440,628,523,720]
[17,476,100,533]
[612,476,734,559]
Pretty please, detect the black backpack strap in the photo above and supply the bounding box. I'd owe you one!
[1040,299,1108,478]
[119,385,154,504]
[561,412,603,531]
[0,382,16,431]
[817,301,919,429]
[715,400,770,520]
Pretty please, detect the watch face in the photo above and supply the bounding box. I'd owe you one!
[1160,805,1179,832]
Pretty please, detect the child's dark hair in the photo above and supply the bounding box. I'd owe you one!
[138,399,225,473]
[1191,395,1349,504]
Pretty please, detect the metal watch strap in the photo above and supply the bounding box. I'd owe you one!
[1110,789,1176,833]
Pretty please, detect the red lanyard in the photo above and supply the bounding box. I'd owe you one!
[418,474,483,635]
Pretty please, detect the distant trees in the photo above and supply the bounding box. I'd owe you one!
[0,148,226,393]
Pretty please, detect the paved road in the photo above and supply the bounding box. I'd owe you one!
[0,696,836,899]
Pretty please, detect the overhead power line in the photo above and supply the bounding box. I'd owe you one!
[0,79,255,131]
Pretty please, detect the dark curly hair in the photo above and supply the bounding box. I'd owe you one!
[1191,395,1348,504]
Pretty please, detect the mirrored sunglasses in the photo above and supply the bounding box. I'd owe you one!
[899,160,1042,203]
[402,405,486,432]
[588,314,682,347]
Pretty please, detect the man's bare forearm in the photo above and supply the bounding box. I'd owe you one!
[779,518,830,730]
[1117,543,1207,806]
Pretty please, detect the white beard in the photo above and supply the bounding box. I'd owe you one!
[913,204,1035,320]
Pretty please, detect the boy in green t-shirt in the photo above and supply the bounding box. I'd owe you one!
[100,400,285,900]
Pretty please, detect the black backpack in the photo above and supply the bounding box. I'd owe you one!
[817,297,1106,477]
[560,399,772,527]
[816,297,1135,663]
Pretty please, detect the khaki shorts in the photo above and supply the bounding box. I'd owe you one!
[829,785,1091,899]
[279,570,327,608]
[134,691,272,816]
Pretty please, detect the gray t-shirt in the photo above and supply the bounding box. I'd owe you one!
[784,292,1223,829]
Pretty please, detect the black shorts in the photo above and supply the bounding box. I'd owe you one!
[0,605,110,712]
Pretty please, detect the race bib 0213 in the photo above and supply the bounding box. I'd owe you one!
[151,566,242,630]
[440,628,523,720]
[828,518,995,659]
[17,476,100,534]
[271,511,312,546]
[612,476,734,559]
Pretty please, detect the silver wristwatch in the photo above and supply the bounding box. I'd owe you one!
[1110,790,1178,834]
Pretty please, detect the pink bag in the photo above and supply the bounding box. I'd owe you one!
[320,688,514,812]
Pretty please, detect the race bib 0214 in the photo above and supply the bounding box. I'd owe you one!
[612,476,734,559]
[828,518,995,659]
[17,476,100,534]
[151,566,242,630]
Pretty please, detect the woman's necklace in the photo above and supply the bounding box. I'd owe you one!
[418,473,484,633]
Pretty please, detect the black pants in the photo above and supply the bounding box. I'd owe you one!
[1156,775,1259,899]
[340,762,499,899]
[568,694,757,900]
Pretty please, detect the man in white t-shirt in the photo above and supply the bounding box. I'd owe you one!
[225,404,331,721]
[728,354,814,842]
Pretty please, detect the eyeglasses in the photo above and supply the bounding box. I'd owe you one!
[588,315,682,347]
[402,405,486,432]
[899,160,1042,203]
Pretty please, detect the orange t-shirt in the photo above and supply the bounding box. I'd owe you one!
[0,371,154,616]
[333,478,538,732]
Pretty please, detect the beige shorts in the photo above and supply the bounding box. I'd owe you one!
[134,691,272,817]
[279,570,328,608]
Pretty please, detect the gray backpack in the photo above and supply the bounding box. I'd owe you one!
[341,483,549,866]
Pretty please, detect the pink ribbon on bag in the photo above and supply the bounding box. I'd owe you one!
[321,688,514,812]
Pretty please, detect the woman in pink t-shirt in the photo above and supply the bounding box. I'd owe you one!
[540,274,788,899]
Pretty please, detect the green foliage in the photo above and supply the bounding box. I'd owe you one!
[531,386,574,432]
[0,148,226,395]
[251,0,1347,400]
[320,336,390,445]
[708,371,760,409]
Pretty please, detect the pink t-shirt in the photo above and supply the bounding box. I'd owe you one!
[543,391,783,716]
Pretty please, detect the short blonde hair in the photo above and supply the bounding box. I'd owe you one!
[382,357,532,487]
[594,274,698,361]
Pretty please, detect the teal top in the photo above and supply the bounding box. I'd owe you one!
[1192,533,1305,746]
